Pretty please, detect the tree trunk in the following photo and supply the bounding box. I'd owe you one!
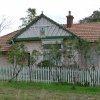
[29,65,32,82]
[9,67,23,82]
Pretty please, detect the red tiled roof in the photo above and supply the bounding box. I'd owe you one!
[0,22,100,51]
[66,22,100,42]
[0,31,17,51]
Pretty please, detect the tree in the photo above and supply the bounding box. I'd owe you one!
[38,43,63,82]
[79,9,100,23]
[75,39,92,68]
[20,8,36,28]
[0,16,13,53]
[8,43,40,82]
[75,39,100,86]
[63,40,78,68]
[40,43,62,67]
[37,39,100,85]
[8,43,28,82]
[28,50,40,82]
[0,16,12,34]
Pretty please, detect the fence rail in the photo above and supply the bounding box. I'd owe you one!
[0,66,100,86]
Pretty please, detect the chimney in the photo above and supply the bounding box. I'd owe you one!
[66,11,74,28]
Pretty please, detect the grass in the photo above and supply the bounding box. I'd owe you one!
[0,81,100,100]
[0,81,100,94]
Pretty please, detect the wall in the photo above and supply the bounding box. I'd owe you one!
[0,41,42,67]
[20,41,42,54]
[0,54,12,67]
[16,41,43,63]
[63,39,80,67]
[0,40,100,69]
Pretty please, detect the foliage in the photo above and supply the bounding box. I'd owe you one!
[75,39,100,86]
[37,60,54,67]
[95,38,100,55]
[20,8,36,28]
[63,40,78,67]
[76,39,99,69]
[0,16,12,56]
[42,43,62,67]
[28,49,40,82]
[63,39,100,86]
[68,39,92,68]
[8,43,28,67]
[80,9,100,23]
[7,43,28,82]
[75,39,91,58]
[40,39,95,68]
[0,16,12,33]
[0,46,2,56]
[39,43,63,82]
[30,50,40,66]
[41,40,89,68]
[63,41,76,56]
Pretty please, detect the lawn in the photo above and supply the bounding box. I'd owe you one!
[0,81,100,100]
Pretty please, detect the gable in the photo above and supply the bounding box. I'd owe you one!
[14,14,76,41]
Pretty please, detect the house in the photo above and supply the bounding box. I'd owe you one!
[0,11,100,68]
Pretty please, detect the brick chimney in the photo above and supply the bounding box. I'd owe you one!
[66,11,74,28]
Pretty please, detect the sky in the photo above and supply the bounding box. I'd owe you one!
[0,0,100,36]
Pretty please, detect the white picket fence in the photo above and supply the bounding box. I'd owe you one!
[0,66,100,86]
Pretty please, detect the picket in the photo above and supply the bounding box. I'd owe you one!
[0,66,100,86]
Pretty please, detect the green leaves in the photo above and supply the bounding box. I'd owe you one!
[20,8,36,28]
[30,50,40,66]
[8,43,28,67]
[80,9,100,23]
[42,43,62,67]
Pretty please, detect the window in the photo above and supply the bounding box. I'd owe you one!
[42,43,62,66]
[43,44,61,49]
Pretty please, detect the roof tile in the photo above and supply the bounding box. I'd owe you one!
[0,22,100,51]
[66,22,100,42]
[0,31,17,51]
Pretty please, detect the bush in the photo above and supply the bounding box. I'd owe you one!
[37,60,53,67]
